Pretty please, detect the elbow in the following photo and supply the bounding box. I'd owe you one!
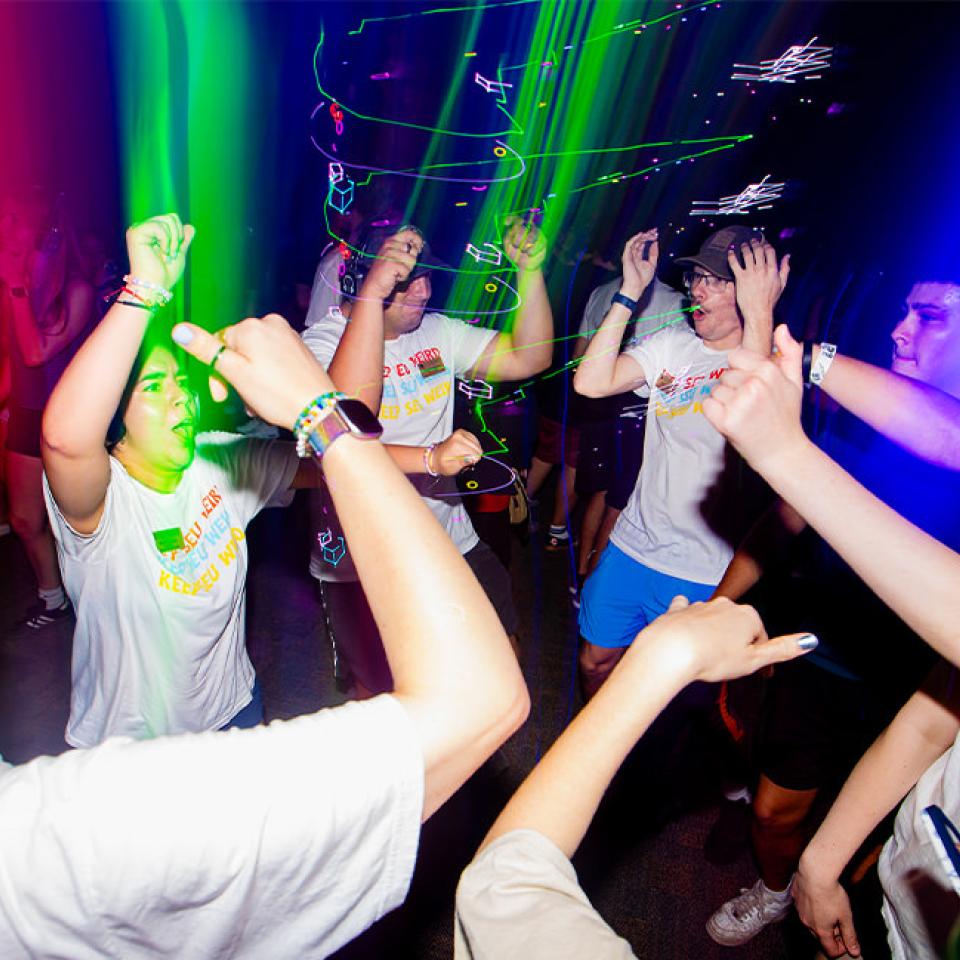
[572,369,601,398]
[41,407,81,460]
[487,670,530,748]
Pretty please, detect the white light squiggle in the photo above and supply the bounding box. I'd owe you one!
[731,38,833,84]
[690,174,785,216]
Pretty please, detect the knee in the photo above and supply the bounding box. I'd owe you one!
[8,505,46,541]
[579,640,622,678]
[753,787,815,833]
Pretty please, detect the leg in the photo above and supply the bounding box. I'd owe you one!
[525,456,552,499]
[577,491,607,577]
[578,639,625,700]
[6,449,62,591]
[550,464,577,529]
[752,774,819,891]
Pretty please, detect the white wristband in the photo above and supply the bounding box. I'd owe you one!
[810,343,837,386]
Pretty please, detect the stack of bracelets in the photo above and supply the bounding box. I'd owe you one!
[293,391,348,458]
[116,274,174,311]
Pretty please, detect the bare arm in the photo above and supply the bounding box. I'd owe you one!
[174,316,530,821]
[573,229,656,398]
[7,279,96,366]
[469,220,552,382]
[795,662,960,957]
[712,498,807,601]
[42,214,194,532]
[818,349,960,469]
[704,324,960,667]
[326,230,421,414]
[479,596,813,857]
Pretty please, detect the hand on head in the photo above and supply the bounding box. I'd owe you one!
[172,315,335,429]
[362,228,423,300]
[729,237,790,317]
[702,324,808,476]
[126,213,195,291]
[502,216,547,272]
[620,228,659,298]
[632,593,816,685]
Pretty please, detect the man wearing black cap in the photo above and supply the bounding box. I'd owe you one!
[302,218,552,697]
[573,225,789,698]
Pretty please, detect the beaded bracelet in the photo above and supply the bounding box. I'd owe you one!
[123,274,174,308]
[424,442,440,478]
[293,391,348,457]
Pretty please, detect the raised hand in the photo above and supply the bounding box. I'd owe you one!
[702,324,808,475]
[172,314,335,429]
[433,429,483,476]
[620,228,659,299]
[502,217,547,272]
[730,237,790,322]
[632,594,816,685]
[125,213,195,291]
[361,228,423,300]
[793,868,861,958]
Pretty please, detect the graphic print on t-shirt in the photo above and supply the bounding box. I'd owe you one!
[155,483,246,597]
[379,346,451,421]
[652,362,725,418]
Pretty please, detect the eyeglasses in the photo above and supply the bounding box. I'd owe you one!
[683,270,730,292]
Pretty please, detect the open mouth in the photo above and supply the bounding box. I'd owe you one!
[172,420,197,440]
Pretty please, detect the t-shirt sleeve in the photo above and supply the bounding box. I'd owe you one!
[0,696,424,960]
[301,307,348,368]
[446,315,498,376]
[42,458,130,563]
[454,830,637,960]
[579,282,615,339]
[199,435,299,528]
[622,324,676,394]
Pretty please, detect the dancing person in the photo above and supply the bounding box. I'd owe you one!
[303,216,552,696]
[706,279,960,945]
[701,321,960,959]
[572,226,789,697]
[0,313,529,959]
[42,213,323,747]
[0,190,97,629]
[454,595,816,958]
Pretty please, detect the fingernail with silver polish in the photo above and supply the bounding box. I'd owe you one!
[797,634,819,651]
[172,325,194,345]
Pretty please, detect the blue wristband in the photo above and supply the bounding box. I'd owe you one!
[611,291,638,313]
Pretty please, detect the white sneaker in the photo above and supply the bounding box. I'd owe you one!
[706,878,793,946]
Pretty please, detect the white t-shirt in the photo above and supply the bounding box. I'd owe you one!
[302,307,496,581]
[610,322,734,584]
[0,695,423,960]
[579,276,686,345]
[455,829,637,959]
[305,245,345,329]
[879,729,960,960]
[43,434,299,747]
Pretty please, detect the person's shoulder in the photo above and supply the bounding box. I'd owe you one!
[302,305,347,337]
[194,431,250,468]
[634,315,695,350]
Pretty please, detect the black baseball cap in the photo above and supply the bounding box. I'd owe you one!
[674,225,763,281]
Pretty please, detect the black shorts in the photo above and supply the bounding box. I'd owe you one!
[533,416,580,468]
[757,658,887,792]
[575,417,616,496]
[320,539,519,694]
[6,406,43,458]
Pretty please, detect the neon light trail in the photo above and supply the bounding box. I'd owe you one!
[731,37,834,83]
[690,174,786,216]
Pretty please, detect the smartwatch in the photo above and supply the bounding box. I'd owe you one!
[304,399,383,461]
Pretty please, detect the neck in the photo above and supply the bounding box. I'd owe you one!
[114,443,185,494]
[701,328,743,352]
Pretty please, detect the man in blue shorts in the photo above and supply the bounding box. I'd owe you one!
[572,225,789,696]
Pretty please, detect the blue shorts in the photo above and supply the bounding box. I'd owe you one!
[579,544,715,649]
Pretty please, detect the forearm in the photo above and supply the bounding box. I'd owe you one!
[322,436,529,818]
[482,641,686,857]
[327,294,386,414]
[504,269,552,375]
[572,301,637,397]
[820,352,960,469]
[8,294,46,366]
[800,691,958,883]
[739,307,774,355]
[42,300,152,456]
[384,443,429,475]
[763,440,960,664]
[712,500,806,600]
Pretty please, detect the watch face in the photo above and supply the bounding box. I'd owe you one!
[338,399,384,437]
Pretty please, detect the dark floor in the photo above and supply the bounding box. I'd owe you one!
[0,489,820,960]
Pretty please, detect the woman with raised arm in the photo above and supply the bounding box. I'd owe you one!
[0,190,97,629]
[41,213,308,747]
